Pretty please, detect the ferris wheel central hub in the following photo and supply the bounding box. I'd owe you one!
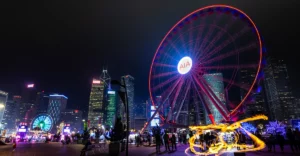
[177,56,192,74]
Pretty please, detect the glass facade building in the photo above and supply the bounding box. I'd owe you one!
[88,79,105,128]
[120,75,134,129]
[202,73,227,124]
[0,90,8,126]
[264,58,296,121]
[104,90,117,128]
[240,69,266,117]
[47,94,67,128]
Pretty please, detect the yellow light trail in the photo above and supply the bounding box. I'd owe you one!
[188,115,268,155]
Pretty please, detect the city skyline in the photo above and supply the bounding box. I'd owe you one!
[0,1,299,112]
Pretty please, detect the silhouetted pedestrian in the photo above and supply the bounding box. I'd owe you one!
[163,133,170,152]
[171,133,177,151]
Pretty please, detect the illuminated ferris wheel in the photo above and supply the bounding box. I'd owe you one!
[31,114,53,132]
[146,5,263,127]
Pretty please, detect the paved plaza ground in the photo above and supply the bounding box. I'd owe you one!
[1,142,300,156]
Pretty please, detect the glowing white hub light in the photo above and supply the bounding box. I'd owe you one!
[177,56,192,74]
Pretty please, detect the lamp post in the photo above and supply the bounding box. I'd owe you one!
[111,78,129,156]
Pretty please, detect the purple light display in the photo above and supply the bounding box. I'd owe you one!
[266,121,286,135]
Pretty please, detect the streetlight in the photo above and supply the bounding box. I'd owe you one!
[0,103,4,108]
[82,119,85,122]
[111,79,129,156]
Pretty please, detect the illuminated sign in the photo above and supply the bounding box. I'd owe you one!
[93,79,101,84]
[27,84,34,88]
[18,125,27,132]
[108,91,116,94]
[64,126,70,133]
[177,56,192,74]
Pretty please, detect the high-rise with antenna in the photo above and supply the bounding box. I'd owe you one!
[100,67,111,89]
[88,67,112,128]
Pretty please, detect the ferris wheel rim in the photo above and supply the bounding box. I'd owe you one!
[148,4,263,124]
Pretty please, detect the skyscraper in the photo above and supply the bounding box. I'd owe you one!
[20,83,37,125]
[47,94,67,128]
[2,99,17,131]
[120,75,134,129]
[88,79,105,128]
[104,90,117,128]
[202,73,227,124]
[35,91,49,114]
[264,58,295,121]
[240,69,266,117]
[13,95,22,125]
[60,109,83,132]
[0,90,8,125]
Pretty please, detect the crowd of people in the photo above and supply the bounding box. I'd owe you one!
[265,128,300,152]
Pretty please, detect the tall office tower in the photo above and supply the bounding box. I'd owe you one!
[202,73,227,124]
[88,79,105,128]
[35,91,49,114]
[104,90,117,128]
[20,83,37,125]
[47,94,67,128]
[0,90,8,125]
[2,99,17,131]
[100,68,111,89]
[134,100,147,119]
[100,68,111,127]
[60,109,83,132]
[120,75,134,129]
[240,69,266,117]
[294,98,300,119]
[13,95,22,125]
[264,58,295,121]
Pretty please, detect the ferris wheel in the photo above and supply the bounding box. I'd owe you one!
[31,114,53,132]
[147,5,263,127]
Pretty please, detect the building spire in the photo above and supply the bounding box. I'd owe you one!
[100,66,111,89]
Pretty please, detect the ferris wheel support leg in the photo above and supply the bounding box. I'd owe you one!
[142,77,183,133]
[208,114,216,125]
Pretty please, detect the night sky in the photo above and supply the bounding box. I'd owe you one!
[0,0,299,113]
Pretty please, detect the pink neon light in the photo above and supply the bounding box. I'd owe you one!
[27,84,34,88]
[93,80,101,84]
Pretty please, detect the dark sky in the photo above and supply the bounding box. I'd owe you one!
[0,0,299,111]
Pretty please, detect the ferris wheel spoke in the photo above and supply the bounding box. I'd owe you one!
[174,79,191,122]
[192,73,229,121]
[146,76,183,128]
[199,76,230,114]
[166,78,185,121]
[198,15,221,55]
[201,42,257,66]
[192,26,206,56]
[191,75,215,124]
[153,62,176,68]
[152,74,180,91]
[200,63,258,70]
[167,39,185,57]
[162,51,179,62]
[205,72,251,91]
[202,18,235,55]
[152,71,178,79]
[200,26,250,62]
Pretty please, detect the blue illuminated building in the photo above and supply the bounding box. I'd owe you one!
[47,94,67,130]
[202,73,227,124]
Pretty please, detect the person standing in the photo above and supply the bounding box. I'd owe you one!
[155,133,161,154]
[171,133,177,151]
[163,132,171,152]
[147,134,151,146]
[276,132,285,152]
[12,139,16,152]
[287,128,297,152]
